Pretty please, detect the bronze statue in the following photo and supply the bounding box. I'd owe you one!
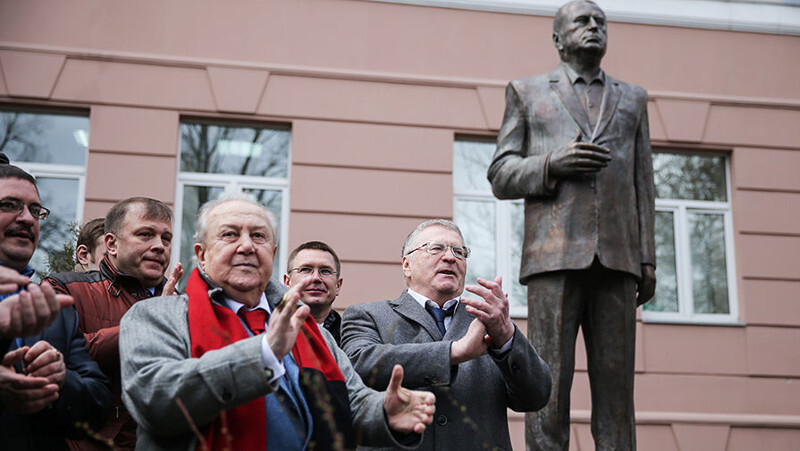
[487,1,656,449]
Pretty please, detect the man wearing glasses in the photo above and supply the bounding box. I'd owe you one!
[341,219,552,451]
[0,162,111,450]
[284,241,344,345]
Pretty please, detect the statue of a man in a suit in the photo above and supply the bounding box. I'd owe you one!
[487,1,656,449]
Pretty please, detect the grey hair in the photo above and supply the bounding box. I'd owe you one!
[401,219,465,259]
[194,192,279,246]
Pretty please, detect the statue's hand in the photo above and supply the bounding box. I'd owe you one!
[549,130,611,178]
[636,264,656,306]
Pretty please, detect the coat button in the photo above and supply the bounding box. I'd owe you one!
[437,415,448,426]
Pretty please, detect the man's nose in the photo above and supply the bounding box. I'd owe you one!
[15,206,36,224]
[588,17,599,28]
[236,235,256,253]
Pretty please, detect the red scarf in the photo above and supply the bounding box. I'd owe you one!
[186,268,352,450]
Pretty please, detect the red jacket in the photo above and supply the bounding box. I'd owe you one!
[45,256,164,451]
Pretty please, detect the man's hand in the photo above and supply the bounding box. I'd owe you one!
[23,340,66,389]
[462,276,515,348]
[637,264,656,306]
[162,263,184,296]
[0,282,73,339]
[450,318,488,365]
[0,265,30,294]
[384,365,435,434]
[548,130,611,178]
[266,279,311,360]
[0,347,60,414]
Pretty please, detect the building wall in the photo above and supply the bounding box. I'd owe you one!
[1,0,799,449]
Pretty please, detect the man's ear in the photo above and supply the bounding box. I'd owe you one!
[104,233,118,257]
[553,32,562,51]
[283,273,291,287]
[194,243,206,268]
[76,244,90,267]
[335,277,343,297]
[402,256,413,278]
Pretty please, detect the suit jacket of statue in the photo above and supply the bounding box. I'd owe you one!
[487,63,655,282]
[1,306,112,450]
[341,291,552,451]
[119,280,409,451]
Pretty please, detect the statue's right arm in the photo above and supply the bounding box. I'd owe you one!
[487,81,553,200]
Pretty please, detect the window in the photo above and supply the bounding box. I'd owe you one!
[0,107,89,278]
[453,138,527,317]
[175,120,291,285]
[643,151,738,323]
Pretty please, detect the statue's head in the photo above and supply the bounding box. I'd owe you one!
[553,0,607,64]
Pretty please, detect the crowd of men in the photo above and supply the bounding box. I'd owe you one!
[0,156,551,450]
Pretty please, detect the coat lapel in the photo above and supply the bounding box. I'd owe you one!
[592,75,622,141]
[549,68,593,140]
[390,291,441,340]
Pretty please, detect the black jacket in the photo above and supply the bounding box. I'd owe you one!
[1,305,112,450]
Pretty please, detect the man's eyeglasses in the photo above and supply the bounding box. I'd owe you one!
[288,266,338,278]
[0,198,50,220]
[405,242,471,260]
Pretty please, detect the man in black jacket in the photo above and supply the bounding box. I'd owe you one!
[0,162,111,450]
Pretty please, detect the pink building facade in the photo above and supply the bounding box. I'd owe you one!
[1,1,798,449]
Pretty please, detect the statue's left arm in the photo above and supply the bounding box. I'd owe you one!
[634,88,656,304]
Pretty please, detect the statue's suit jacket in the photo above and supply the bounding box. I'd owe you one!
[341,291,552,451]
[488,63,655,281]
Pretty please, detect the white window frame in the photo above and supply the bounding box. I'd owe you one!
[173,118,292,279]
[173,172,291,275]
[643,155,739,325]
[453,138,527,318]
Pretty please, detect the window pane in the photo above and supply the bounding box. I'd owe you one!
[179,185,225,284]
[180,123,289,177]
[455,199,495,288]
[453,140,494,193]
[242,188,284,280]
[653,152,727,201]
[647,210,679,312]
[689,212,729,314]
[509,202,527,311]
[31,177,80,277]
[0,109,89,166]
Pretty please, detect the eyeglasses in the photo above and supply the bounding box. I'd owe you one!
[0,198,50,220]
[288,266,338,278]
[405,242,470,260]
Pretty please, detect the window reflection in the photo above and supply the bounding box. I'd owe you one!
[30,177,81,277]
[180,122,289,177]
[453,140,494,193]
[648,211,678,312]
[689,212,729,314]
[0,109,89,166]
[456,199,496,287]
[653,153,726,201]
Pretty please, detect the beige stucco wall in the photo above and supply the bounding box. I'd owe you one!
[1,0,799,449]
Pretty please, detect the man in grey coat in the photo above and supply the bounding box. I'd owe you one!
[342,219,551,451]
[487,1,656,449]
[119,194,435,450]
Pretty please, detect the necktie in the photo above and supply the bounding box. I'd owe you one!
[240,308,267,335]
[426,303,456,337]
[239,307,310,449]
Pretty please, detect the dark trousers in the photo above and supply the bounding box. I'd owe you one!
[525,261,638,451]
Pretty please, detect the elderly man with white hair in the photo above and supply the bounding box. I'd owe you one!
[119,193,435,450]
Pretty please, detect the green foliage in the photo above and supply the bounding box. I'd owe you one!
[45,221,82,276]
